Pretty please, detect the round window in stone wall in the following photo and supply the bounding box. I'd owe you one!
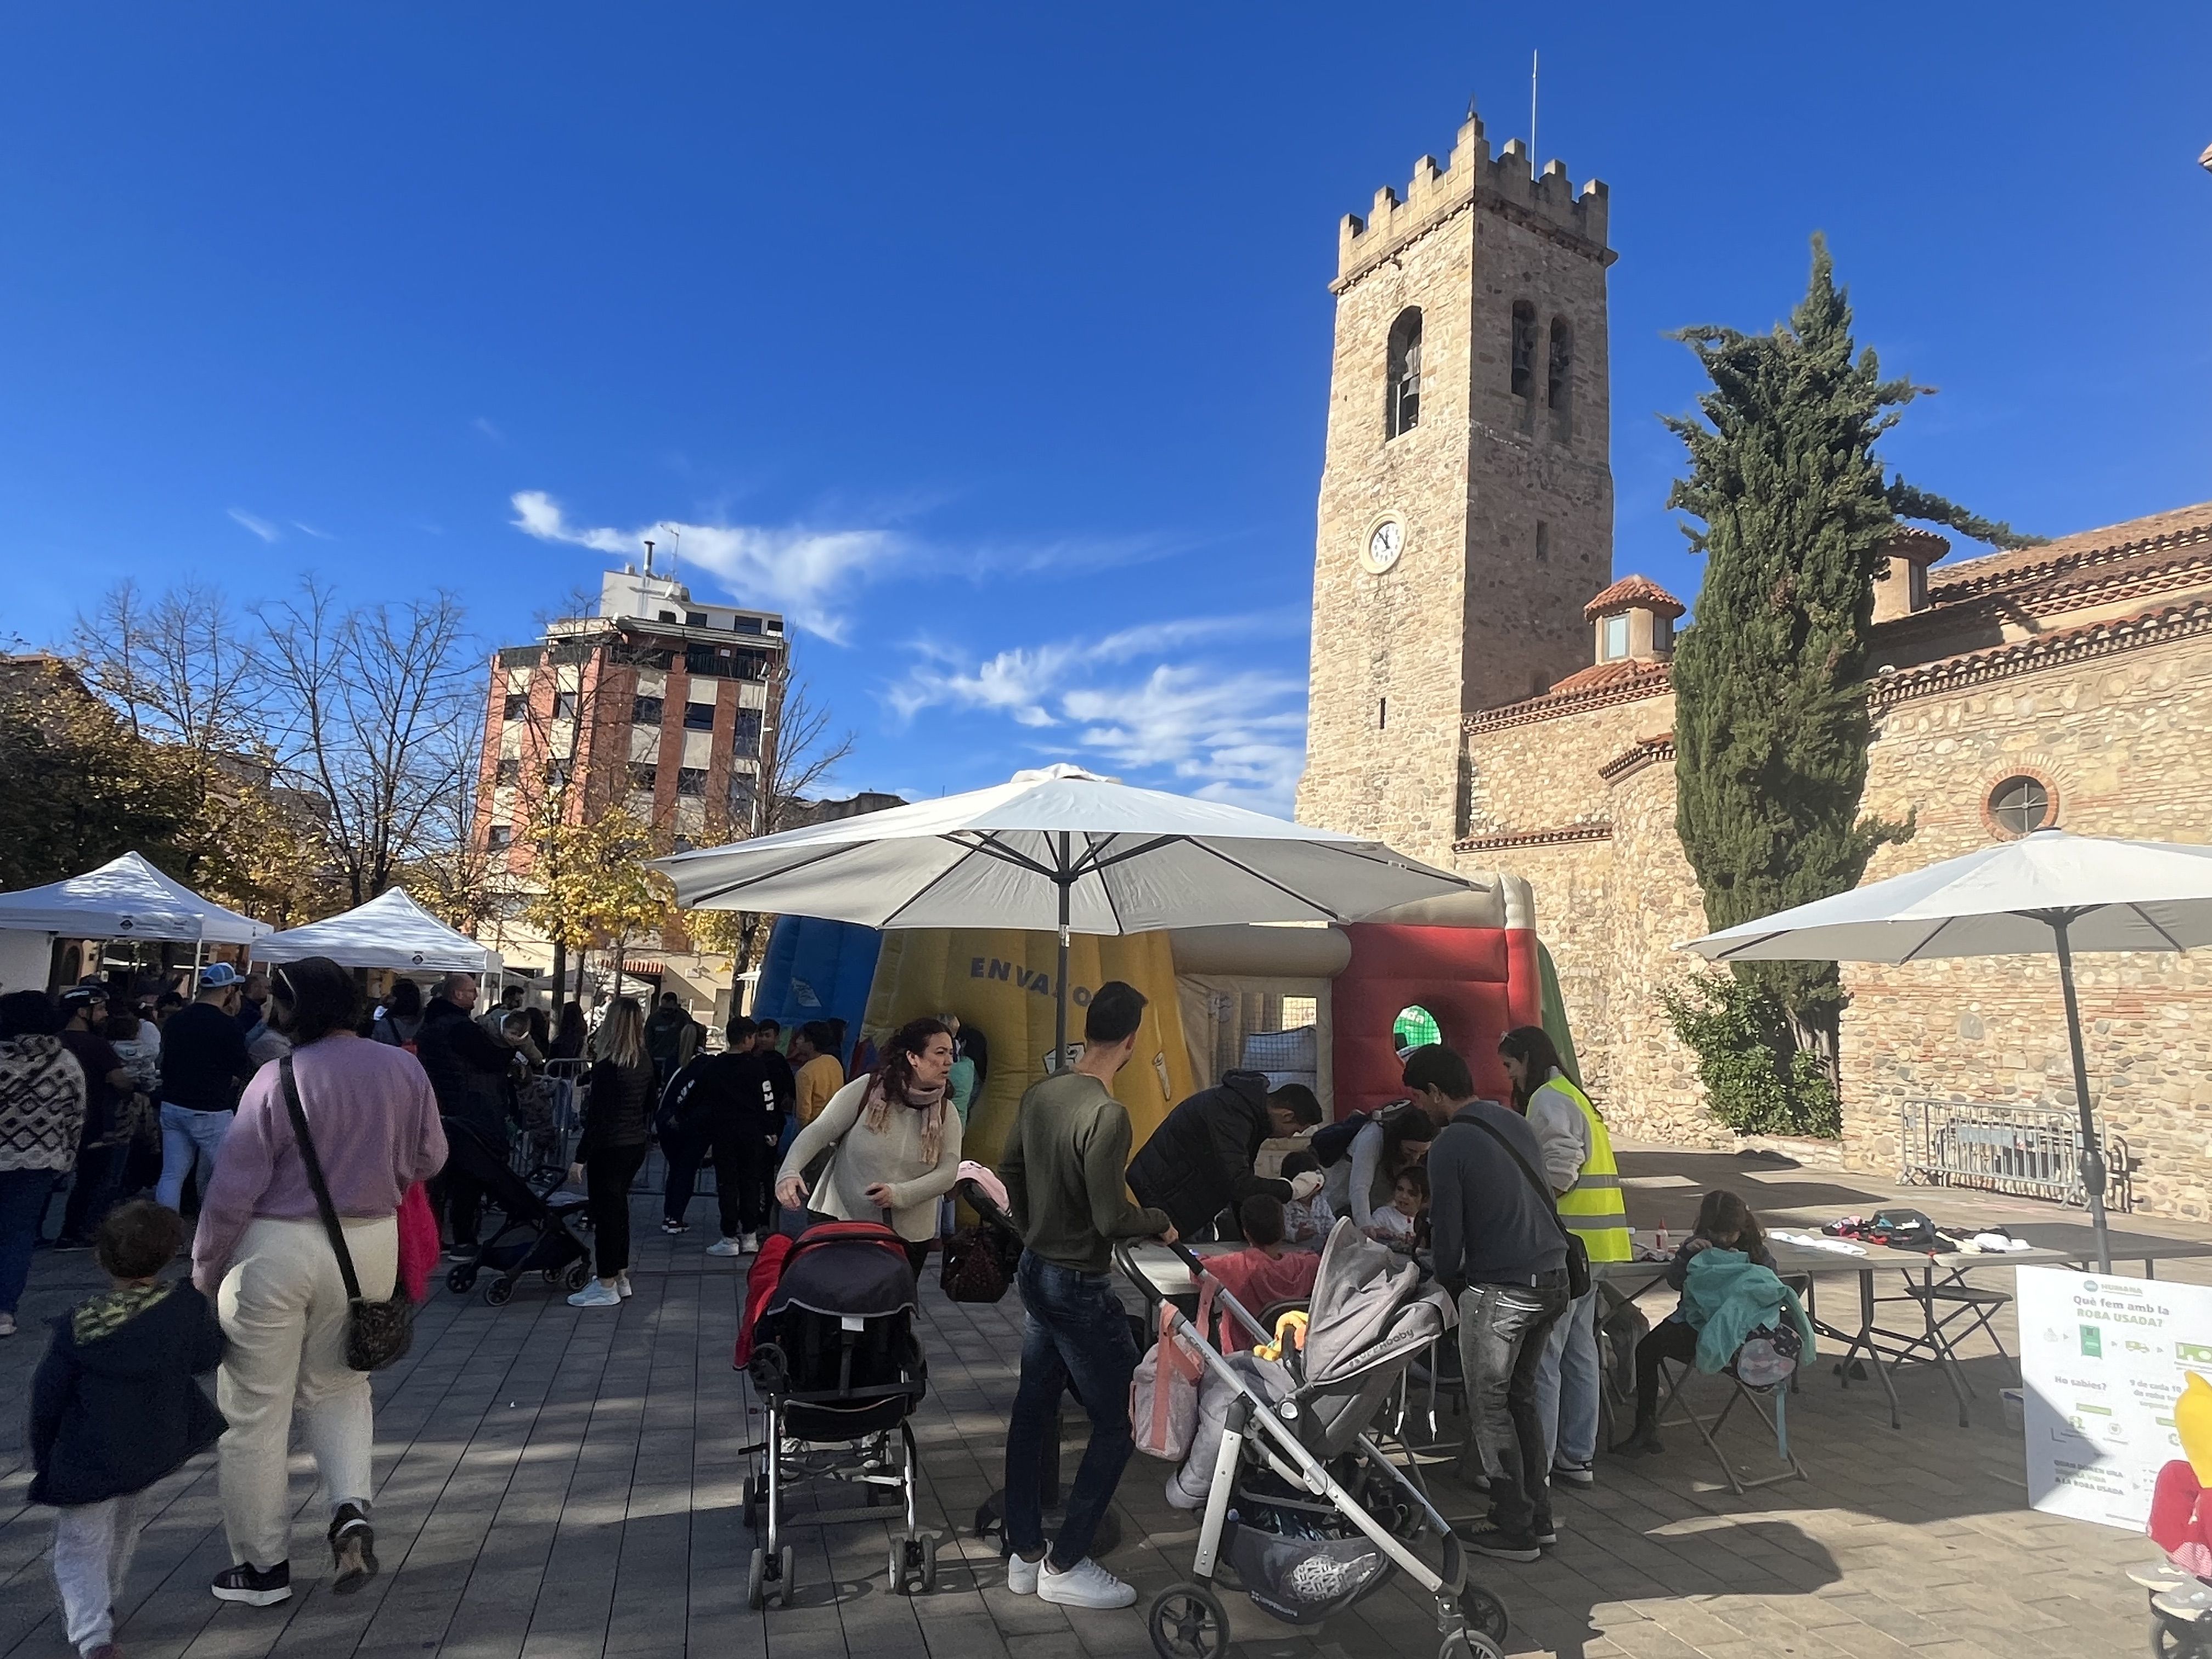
[1988,774,2052,837]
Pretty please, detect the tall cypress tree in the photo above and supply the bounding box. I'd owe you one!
[1667,238,2037,1079]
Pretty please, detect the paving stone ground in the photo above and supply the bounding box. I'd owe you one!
[2,1144,2203,1659]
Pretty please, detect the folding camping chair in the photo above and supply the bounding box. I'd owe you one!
[1652,1349,1808,1497]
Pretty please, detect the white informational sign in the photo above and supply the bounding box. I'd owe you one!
[2017,1266,2212,1531]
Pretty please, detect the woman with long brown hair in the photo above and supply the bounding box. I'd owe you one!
[774,1016,961,1274]
[567,996,656,1308]
[1612,1188,1775,1455]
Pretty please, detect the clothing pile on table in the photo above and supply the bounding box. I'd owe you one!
[1813,1210,2035,1255]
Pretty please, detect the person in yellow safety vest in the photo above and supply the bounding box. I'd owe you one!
[1499,1025,1632,1489]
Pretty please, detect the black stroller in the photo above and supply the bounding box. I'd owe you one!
[439,1118,594,1305]
[740,1218,934,1609]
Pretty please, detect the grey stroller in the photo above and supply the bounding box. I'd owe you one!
[1117,1218,1509,1659]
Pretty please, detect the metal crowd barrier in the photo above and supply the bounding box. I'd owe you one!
[503,1058,719,1198]
[1898,1099,2130,1210]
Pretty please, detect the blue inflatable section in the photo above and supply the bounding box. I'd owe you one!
[751,916,882,1046]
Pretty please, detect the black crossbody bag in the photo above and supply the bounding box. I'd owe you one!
[1462,1113,1593,1299]
[279,1056,414,1371]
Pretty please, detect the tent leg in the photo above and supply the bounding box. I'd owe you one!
[2051,917,2113,1274]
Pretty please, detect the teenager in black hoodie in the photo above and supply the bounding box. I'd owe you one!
[31,1200,225,1656]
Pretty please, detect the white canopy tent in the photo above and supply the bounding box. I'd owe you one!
[0,851,270,945]
[252,887,496,975]
[1683,827,2212,1271]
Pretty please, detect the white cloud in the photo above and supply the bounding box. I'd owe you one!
[227,508,280,542]
[509,489,902,642]
[473,417,504,442]
[887,615,1309,814]
[291,520,333,540]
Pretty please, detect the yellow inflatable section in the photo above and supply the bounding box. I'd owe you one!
[859,928,1195,1171]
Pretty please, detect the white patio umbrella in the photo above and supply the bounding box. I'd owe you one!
[654,763,1477,1061]
[1683,826,2212,1271]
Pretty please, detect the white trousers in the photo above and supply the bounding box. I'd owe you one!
[52,1490,144,1653]
[216,1214,396,1568]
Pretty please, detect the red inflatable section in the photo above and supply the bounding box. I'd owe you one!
[1331,923,1545,1118]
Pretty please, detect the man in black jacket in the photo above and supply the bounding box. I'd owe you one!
[1127,1069,1324,1242]
[416,974,514,1257]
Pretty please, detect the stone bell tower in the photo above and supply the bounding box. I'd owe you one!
[1295,108,1616,862]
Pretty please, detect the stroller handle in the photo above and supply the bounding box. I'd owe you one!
[1111,1238,1276,1348]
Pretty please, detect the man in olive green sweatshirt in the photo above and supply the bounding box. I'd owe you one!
[998,980,1175,1611]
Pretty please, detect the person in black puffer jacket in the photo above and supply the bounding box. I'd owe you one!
[1127,1069,1325,1242]
[31,1200,225,1656]
[415,976,514,1256]
[567,997,657,1308]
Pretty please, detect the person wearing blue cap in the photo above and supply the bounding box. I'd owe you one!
[155,964,256,1212]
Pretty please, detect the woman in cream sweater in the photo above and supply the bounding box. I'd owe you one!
[775,1017,961,1272]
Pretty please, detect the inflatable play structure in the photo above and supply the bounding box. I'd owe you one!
[750,871,1577,1169]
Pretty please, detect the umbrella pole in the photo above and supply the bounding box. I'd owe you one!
[2050,915,2113,1274]
[1053,832,1071,1070]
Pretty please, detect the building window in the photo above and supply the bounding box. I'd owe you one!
[1602,613,1630,661]
[731,707,763,757]
[633,694,664,726]
[630,763,657,794]
[683,701,715,731]
[1385,307,1423,438]
[657,610,678,622]
[1535,522,1550,564]
[544,759,571,788]
[685,611,707,627]
[1989,774,2052,837]
[734,616,763,635]
[502,692,528,721]
[1510,302,1538,400]
[727,772,758,821]
[676,766,707,797]
[487,824,511,851]
[552,691,578,720]
[495,758,520,786]
[1547,316,1573,437]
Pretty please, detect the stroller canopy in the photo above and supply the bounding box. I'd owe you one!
[766,1222,917,1323]
[1302,1220,1451,1387]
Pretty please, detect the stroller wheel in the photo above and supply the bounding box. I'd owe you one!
[776,1544,797,1606]
[484,1278,514,1307]
[918,1533,938,1594]
[1463,1587,1511,1646]
[747,1547,767,1612]
[563,1261,591,1292]
[1148,1582,1229,1659]
[1440,1633,1506,1659]
[447,1267,476,1294]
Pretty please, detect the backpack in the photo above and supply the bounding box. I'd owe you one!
[1309,1109,1373,1169]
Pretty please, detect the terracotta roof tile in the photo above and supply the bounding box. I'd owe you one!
[1583,574,1686,621]
[1929,500,2212,596]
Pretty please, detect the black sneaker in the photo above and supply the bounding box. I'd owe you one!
[329,1503,378,1593]
[444,1243,480,1262]
[211,1561,292,1606]
[1534,1521,1560,1547]
[660,1218,689,1235]
[1462,1527,1542,1564]
[1550,1459,1595,1488]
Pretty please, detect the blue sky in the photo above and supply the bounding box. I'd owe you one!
[2,5,2206,814]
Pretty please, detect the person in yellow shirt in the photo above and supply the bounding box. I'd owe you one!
[791,1022,845,1127]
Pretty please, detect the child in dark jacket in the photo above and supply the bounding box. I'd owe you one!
[1611,1189,1775,1455]
[31,1200,226,1659]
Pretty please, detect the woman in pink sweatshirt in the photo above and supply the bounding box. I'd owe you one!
[193,956,446,1611]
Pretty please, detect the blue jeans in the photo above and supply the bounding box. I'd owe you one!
[1458,1273,1570,1540]
[156,1104,232,1211]
[1004,1250,1139,1571]
[1536,1284,1601,1468]
[0,1167,61,1315]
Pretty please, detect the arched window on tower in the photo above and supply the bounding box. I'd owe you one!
[1386,308,1423,438]
[1548,316,1574,439]
[1510,301,1539,402]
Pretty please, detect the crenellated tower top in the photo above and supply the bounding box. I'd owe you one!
[1334,108,1611,291]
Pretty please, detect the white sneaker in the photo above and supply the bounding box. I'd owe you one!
[616,1271,633,1300]
[1005,1551,1042,1595]
[568,1280,622,1308]
[706,1237,746,1257]
[1038,1557,1137,1609]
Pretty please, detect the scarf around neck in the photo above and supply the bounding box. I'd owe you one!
[862,1077,948,1167]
